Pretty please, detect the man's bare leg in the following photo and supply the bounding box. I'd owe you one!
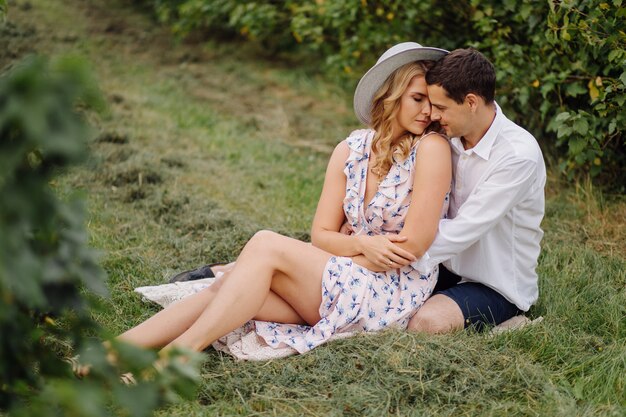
[407,294,464,334]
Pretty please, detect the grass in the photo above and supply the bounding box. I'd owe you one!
[4,0,625,415]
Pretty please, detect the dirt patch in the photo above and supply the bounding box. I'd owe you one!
[107,93,125,104]
[104,147,134,164]
[0,20,38,70]
[160,157,185,169]
[104,166,163,187]
[124,185,148,202]
[96,130,129,144]
[96,131,129,144]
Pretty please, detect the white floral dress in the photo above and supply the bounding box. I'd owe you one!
[249,129,449,354]
[136,129,449,359]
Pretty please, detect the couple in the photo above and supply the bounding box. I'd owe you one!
[121,42,546,358]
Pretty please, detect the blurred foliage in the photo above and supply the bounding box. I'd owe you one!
[0,0,7,23]
[148,0,625,188]
[0,56,203,416]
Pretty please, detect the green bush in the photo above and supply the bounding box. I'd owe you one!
[468,0,625,185]
[150,0,624,188]
[0,0,6,22]
[0,56,203,416]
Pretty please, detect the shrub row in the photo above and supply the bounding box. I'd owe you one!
[149,0,625,187]
[0,56,202,416]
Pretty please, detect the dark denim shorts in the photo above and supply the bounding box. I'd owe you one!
[434,265,522,331]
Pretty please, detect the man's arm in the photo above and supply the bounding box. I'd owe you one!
[424,156,540,268]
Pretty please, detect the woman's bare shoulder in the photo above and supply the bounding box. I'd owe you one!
[333,139,350,157]
[420,131,449,144]
[417,132,450,155]
[325,140,351,170]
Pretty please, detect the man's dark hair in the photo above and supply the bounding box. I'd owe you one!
[425,48,496,104]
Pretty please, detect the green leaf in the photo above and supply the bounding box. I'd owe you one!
[569,137,587,155]
[565,82,587,97]
[520,4,532,20]
[590,163,602,176]
[555,112,572,122]
[557,125,573,139]
[608,49,622,62]
[608,120,617,134]
[113,383,160,417]
[0,0,6,22]
[573,118,589,135]
[540,82,555,98]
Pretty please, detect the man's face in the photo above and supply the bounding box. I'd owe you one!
[426,84,471,139]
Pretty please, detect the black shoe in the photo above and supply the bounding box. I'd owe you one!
[168,263,226,283]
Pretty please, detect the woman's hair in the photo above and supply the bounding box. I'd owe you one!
[369,61,431,180]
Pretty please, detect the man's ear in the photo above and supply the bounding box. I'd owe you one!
[465,93,480,113]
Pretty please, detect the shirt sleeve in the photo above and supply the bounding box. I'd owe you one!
[421,156,539,269]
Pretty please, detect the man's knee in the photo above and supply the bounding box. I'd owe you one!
[408,295,464,334]
[408,309,448,334]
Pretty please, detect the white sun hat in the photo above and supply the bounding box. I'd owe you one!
[353,42,448,126]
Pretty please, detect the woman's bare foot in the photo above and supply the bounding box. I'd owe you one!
[65,354,91,378]
[66,340,116,379]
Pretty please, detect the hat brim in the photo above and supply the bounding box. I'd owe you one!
[354,47,448,126]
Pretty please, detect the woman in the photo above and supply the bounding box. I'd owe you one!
[118,42,451,357]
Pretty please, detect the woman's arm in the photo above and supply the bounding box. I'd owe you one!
[311,139,424,267]
[310,141,362,256]
[392,133,452,258]
[349,135,451,272]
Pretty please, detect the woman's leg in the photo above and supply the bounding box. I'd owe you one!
[165,230,332,352]
[118,273,306,349]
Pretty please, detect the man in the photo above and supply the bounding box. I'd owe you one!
[408,48,546,333]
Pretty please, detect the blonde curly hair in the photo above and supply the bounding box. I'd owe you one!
[369,61,433,180]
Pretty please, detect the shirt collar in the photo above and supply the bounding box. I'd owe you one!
[450,102,504,160]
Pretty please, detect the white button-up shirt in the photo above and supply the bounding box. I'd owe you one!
[423,103,546,311]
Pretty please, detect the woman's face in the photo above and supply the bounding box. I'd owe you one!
[392,75,431,138]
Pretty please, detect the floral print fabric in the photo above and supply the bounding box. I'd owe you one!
[252,129,450,354]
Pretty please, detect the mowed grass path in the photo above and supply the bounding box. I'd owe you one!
[7,0,625,415]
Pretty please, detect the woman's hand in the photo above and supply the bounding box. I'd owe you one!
[356,235,417,269]
[339,221,353,235]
